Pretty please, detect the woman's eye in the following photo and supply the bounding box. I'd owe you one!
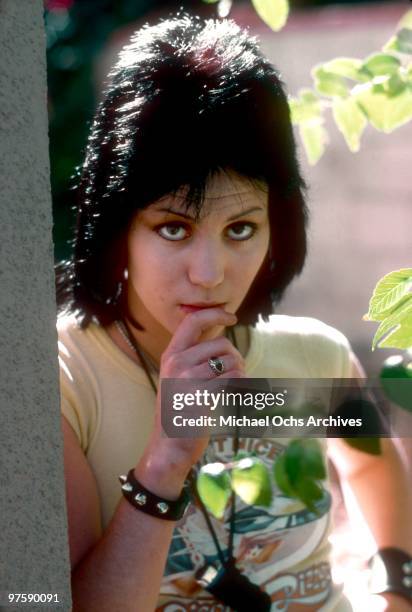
[226,223,257,241]
[157,223,189,241]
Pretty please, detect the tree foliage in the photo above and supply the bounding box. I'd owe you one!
[289,10,412,164]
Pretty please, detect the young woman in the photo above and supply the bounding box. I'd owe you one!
[57,13,412,612]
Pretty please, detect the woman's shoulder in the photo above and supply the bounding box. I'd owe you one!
[57,312,102,352]
[251,314,352,378]
[56,312,106,379]
[57,313,102,453]
[254,314,350,346]
[57,311,91,338]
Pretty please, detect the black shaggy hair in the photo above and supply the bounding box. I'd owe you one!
[56,13,308,328]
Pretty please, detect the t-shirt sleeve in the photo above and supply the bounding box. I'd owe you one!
[298,317,352,379]
[60,394,84,446]
[57,319,98,453]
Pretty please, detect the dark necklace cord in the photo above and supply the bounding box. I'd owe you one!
[118,318,240,565]
[119,319,158,394]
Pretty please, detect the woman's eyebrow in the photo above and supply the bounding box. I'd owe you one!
[152,205,265,221]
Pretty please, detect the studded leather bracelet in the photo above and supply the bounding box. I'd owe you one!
[368,547,412,604]
[119,468,191,521]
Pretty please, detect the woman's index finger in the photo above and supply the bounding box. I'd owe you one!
[166,308,237,354]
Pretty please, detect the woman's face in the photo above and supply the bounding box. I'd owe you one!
[127,171,270,341]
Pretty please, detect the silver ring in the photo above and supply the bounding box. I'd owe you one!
[208,357,225,376]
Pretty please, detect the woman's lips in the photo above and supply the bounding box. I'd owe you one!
[180,303,226,314]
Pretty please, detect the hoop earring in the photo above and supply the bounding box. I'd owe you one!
[106,281,123,305]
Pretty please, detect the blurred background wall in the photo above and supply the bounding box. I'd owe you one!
[46,0,411,376]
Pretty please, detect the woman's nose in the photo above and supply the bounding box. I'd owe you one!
[187,240,225,289]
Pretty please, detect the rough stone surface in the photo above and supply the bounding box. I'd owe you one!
[0,1,71,609]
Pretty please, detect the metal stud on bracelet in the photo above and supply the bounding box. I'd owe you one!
[403,561,412,575]
[157,502,169,514]
[119,468,191,521]
[135,493,147,506]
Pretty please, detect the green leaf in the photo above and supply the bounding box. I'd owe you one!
[354,82,412,133]
[300,89,319,104]
[232,457,272,506]
[380,355,412,411]
[385,12,412,54]
[344,437,381,455]
[385,73,406,96]
[361,53,401,77]
[396,29,412,55]
[370,297,410,347]
[197,463,231,519]
[383,36,399,54]
[274,453,296,497]
[387,29,412,55]
[284,439,326,485]
[378,309,412,350]
[294,477,323,513]
[251,0,289,32]
[321,57,363,81]
[299,120,328,165]
[332,97,367,152]
[304,442,326,480]
[289,89,321,125]
[381,355,412,379]
[312,67,348,98]
[202,0,220,3]
[274,441,326,511]
[372,296,412,350]
[367,269,412,320]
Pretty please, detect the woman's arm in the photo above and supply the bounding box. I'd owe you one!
[63,416,187,612]
[64,307,244,612]
[328,352,412,611]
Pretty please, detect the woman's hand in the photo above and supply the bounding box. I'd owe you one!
[136,307,246,497]
[161,307,244,380]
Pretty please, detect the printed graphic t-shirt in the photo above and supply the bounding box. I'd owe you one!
[58,314,353,611]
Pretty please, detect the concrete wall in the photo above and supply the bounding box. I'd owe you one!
[0,1,71,608]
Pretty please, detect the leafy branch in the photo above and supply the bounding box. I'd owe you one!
[364,269,412,412]
[365,268,412,351]
[205,2,412,165]
[290,10,412,164]
[197,439,327,519]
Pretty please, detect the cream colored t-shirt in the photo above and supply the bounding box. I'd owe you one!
[58,313,353,611]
